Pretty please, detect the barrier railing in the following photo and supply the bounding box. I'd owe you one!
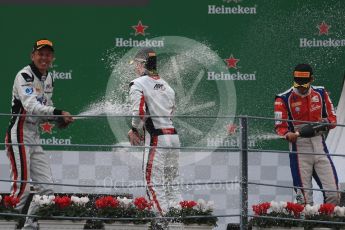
[0,113,344,229]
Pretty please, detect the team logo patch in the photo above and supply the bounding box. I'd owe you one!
[311,95,319,103]
[153,83,166,91]
[291,101,302,107]
[295,107,300,112]
[45,84,52,90]
[24,87,34,95]
[36,96,47,105]
[311,104,321,112]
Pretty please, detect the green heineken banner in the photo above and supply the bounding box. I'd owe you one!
[1,0,345,150]
[1,1,345,228]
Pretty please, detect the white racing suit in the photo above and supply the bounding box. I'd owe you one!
[4,63,61,229]
[290,135,339,205]
[129,74,182,215]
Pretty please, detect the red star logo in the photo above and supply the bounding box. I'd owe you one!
[317,21,330,35]
[227,123,237,135]
[132,20,148,36]
[40,122,54,134]
[225,55,240,69]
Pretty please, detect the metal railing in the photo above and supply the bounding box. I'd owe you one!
[0,113,344,229]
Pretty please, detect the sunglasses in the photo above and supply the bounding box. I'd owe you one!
[293,71,312,88]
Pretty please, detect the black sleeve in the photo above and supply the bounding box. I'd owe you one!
[53,109,63,115]
[21,73,34,82]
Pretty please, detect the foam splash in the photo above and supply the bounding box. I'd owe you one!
[251,133,282,141]
[77,97,131,119]
[77,36,237,168]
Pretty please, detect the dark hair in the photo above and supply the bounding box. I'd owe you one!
[134,48,157,71]
[294,63,313,75]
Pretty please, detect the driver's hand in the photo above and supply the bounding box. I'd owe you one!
[285,132,298,143]
[128,129,143,146]
[62,111,74,124]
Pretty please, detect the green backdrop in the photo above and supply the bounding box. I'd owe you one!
[1,0,345,150]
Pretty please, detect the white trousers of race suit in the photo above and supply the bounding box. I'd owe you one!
[5,122,54,229]
[143,132,182,216]
[289,135,340,205]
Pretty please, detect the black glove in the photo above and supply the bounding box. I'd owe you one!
[56,117,69,129]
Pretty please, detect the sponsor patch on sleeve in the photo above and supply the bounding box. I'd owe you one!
[23,87,34,95]
[275,111,283,125]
